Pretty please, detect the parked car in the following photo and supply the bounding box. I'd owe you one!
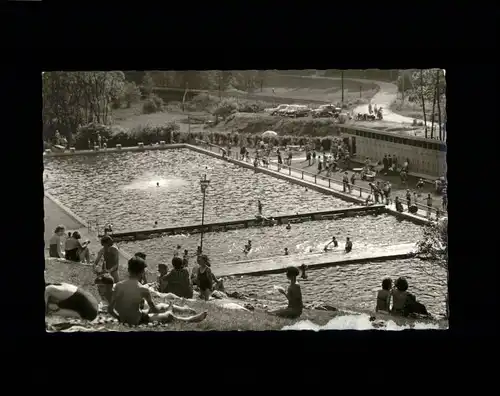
[283,105,311,118]
[312,104,341,118]
[265,104,290,116]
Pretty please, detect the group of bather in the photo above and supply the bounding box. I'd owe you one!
[46,218,429,328]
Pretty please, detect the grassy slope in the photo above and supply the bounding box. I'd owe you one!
[45,258,447,331]
[390,98,445,122]
[45,258,341,331]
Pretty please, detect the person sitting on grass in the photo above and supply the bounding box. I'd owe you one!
[45,281,99,321]
[94,273,115,306]
[268,266,303,319]
[375,278,392,313]
[164,257,193,299]
[65,231,91,263]
[49,225,66,259]
[134,252,148,284]
[191,254,221,300]
[107,256,207,326]
[157,263,169,293]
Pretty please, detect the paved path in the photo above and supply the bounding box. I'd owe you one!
[215,243,416,277]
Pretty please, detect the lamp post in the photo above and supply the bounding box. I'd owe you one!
[199,174,210,253]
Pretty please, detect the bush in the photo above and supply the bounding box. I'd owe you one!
[123,82,141,108]
[142,99,158,114]
[151,94,164,110]
[74,123,113,150]
[129,122,179,145]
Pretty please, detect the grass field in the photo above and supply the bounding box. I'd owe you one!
[390,98,445,122]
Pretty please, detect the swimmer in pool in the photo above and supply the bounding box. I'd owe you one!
[108,256,207,326]
[286,222,291,230]
[345,237,353,253]
[45,282,99,321]
[299,264,308,280]
[324,236,338,251]
[243,240,252,254]
[284,248,289,255]
[153,221,158,228]
[156,182,160,187]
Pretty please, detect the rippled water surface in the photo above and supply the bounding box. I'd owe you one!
[118,214,422,264]
[43,149,354,230]
[225,258,447,317]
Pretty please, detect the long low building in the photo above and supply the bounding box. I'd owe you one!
[337,124,447,178]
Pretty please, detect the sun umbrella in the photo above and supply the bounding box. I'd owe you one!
[262,130,278,138]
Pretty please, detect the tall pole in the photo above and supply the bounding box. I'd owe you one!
[341,70,344,105]
[200,189,206,252]
[199,174,210,253]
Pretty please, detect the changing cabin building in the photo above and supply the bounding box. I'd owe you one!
[337,125,447,178]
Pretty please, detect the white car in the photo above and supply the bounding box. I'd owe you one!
[265,104,290,116]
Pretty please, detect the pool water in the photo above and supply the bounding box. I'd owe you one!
[224,258,447,318]
[43,149,354,230]
[117,213,423,265]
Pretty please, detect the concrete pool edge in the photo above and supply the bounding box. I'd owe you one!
[43,191,133,264]
[215,242,417,277]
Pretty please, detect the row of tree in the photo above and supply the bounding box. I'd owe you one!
[43,72,143,141]
[397,69,446,140]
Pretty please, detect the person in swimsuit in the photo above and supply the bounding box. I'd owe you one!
[257,200,263,215]
[134,252,148,284]
[284,247,289,255]
[93,235,120,283]
[243,240,252,254]
[324,236,338,251]
[191,254,218,301]
[64,231,91,263]
[108,257,207,326]
[286,221,291,230]
[344,237,353,253]
[157,263,169,293]
[49,225,66,258]
[45,282,99,321]
[164,257,193,299]
[268,266,303,319]
[391,277,409,316]
[375,278,392,313]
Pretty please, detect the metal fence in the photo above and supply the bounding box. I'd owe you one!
[200,142,446,221]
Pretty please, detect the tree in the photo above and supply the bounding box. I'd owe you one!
[142,72,154,96]
[122,81,141,108]
[415,218,449,317]
[43,71,125,140]
[406,69,446,140]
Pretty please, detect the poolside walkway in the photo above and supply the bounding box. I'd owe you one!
[214,242,416,277]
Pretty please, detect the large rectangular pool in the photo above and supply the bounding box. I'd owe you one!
[43,149,355,230]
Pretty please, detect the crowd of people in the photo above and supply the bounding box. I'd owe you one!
[46,219,431,326]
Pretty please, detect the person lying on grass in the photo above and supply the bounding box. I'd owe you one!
[45,281,99,321]
[107,256,207,326]
[267,266,303,319]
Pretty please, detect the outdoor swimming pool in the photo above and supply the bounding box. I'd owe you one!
[117,213,423,264]
[43,149,354,230]
[224,257,447,318]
